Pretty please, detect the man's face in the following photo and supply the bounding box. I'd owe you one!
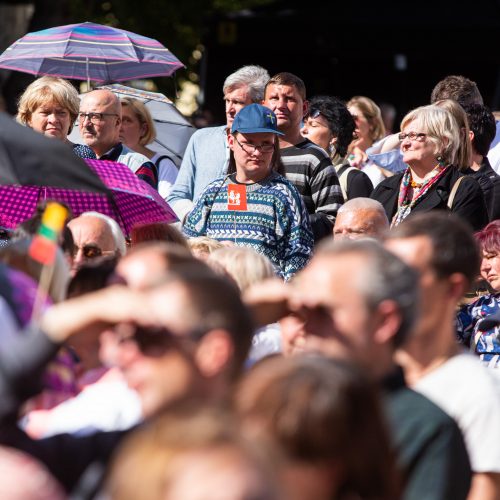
[115,282,199,417]
[79,91,121,156]
[263,84,306,134]
[67,216,117,275]
[224,85,252,128]
[286,254,378,367]
[228,132,275,183]
[385,235,448,336]
[333,209,388,240]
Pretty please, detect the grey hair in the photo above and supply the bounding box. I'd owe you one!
[338,197,387,216]
[79,211,127,256]
[316,239,419,347]
[223,65,270,103]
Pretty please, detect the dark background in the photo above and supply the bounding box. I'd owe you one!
[1,0,499,128]
[202,0,500,125]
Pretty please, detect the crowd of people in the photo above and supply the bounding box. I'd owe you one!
[0,66,500,500]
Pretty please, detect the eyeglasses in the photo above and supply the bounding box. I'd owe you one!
[398,131,427,142]
[235,136,275,154]
[72,244,116,259]
[78,112,119,124]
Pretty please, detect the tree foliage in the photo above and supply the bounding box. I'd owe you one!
[69,0,276,97]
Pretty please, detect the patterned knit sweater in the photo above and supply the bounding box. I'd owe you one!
[183,171,313,280]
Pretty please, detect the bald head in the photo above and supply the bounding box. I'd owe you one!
[333,198,389,240]
[68,214,119,274]
[79,89,122,157]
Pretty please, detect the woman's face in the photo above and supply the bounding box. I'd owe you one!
[119,105,146,150]
[480,248,500,291]
[28,100,72,141]
[399,120,437,170]
[300,113,334,152]
[348,105,372,151]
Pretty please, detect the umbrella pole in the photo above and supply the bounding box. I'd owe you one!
[30,263,55,326]
[86,57,90,90]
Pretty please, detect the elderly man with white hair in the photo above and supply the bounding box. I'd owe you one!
[333,197,389,240]
[67,211,126,275]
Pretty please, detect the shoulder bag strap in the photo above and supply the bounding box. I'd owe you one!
[337,164,357,201]
[447,175,465,210]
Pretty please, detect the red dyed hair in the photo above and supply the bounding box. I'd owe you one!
[475,220,500,254]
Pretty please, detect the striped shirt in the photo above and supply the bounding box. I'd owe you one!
[281,139,343,241]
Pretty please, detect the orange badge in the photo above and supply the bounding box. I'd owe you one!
[227,184,247,211]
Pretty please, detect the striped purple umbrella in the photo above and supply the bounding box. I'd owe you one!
[0,159,177,238]
[0,22,184,84]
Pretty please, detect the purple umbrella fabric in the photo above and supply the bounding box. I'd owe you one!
[0,22,184,83]
[0,159,177,237]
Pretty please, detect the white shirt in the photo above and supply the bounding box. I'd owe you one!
[414,351,500,472]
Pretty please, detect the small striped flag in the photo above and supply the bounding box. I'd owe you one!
[29,203,68,265]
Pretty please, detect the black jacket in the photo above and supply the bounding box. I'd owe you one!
[464,158,500,222]
[337,164,374,200]
[371,167,489,231]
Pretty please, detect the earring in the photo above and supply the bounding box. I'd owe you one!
[436,155,445,166]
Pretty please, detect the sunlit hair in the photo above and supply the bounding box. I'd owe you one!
[400,105,460,166]
[265,72,306,100]
[17,76,79,134]
[120,97,156,146]
[434,99,472,170]
[187,236,224,257]
[107,402,280,500]
[208,247,277,292]
[236,355,400,499]
[223,65,270,103]
[430,75,483,108]
[475,220,500,255]
[346,96,386,143]
[130,222,189,248]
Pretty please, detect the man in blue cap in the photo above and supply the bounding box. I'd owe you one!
[183,104,313,281]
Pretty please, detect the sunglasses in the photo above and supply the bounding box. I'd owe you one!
[115,323,192,358]
[73,244,116,260]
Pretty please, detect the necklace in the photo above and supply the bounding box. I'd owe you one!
[410,179,423,189]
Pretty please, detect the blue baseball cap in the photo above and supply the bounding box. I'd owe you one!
[231,104,284,136]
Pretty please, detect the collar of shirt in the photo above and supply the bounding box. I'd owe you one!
[100,142,123,161]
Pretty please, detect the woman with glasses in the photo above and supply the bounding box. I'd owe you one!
[17,76,96,159]
[371,105,488,231]
[301,95,373,201]
[183,104,313,281]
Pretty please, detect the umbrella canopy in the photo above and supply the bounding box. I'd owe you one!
[0,22,184,84]
[0,112,107,193]
[69,84,195,167]
[0,159,177,237]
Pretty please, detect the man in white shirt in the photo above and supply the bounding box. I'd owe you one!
[386,211,500,500]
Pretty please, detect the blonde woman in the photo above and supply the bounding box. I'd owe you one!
[119,97,178,200]
[347,95,388,186]
[371,105,488,230]
[17,76,95,159]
